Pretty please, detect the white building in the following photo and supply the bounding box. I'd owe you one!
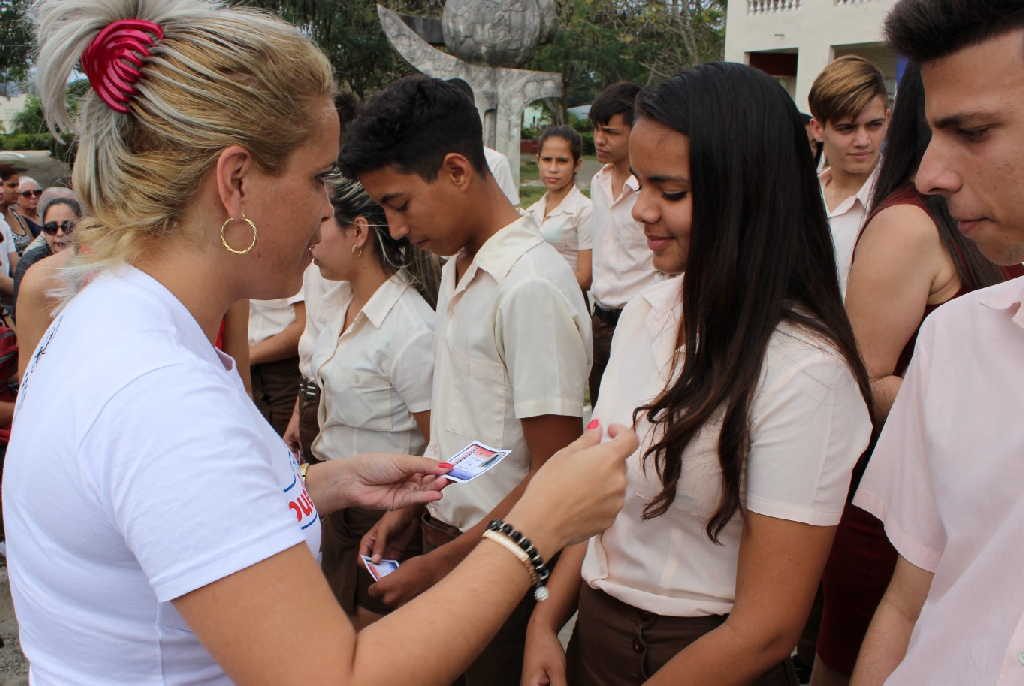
[725,0,900,112]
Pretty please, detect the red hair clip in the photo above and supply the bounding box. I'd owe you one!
[81,19,164,114]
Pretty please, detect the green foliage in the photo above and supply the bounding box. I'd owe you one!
[528,0,726,106]
[0,0,33,93]
[12,80,91,135]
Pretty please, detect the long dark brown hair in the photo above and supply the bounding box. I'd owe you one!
[632,63,873,542]
[870,63,1002,293]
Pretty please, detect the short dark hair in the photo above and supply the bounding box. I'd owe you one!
[589,81,641,128]
[446,77,475,105]
[537,125,582,163]
[334,91,361,128]
[0,163,25,181]
[886,0,1024,64]
[340,75,487,181]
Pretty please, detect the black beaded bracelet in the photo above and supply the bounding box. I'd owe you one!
[487,519,552,601]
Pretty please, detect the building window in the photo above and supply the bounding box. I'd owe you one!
[747,0,801,13]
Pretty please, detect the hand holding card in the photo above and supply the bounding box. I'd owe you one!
[443,441,511,483]
[361,554,400,581]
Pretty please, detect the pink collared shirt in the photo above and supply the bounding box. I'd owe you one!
[819,165,878,299]
[855,276,1024,685]
[588,165,663,309]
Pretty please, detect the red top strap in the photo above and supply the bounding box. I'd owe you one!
[81,19,164,114]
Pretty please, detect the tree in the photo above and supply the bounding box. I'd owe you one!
[0,0,33,96]
[233,0,442,97]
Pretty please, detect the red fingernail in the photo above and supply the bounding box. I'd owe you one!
[438,462,453,470]
[586,419,600,430]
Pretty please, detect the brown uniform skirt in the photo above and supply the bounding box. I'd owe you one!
[567,584,799,685]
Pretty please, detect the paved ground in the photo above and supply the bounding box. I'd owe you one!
[0,563,28,685]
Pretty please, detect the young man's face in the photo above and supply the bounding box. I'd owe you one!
[593,113,632,166]
[358,159,477,257]
[812,96,888,178]
[916,30,1024,266]
[1,174,20,207]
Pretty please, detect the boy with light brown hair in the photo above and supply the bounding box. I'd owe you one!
[809,55,889,297]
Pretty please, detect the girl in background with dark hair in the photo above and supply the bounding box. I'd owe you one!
[811,64,1003,686]
[308,177,441,628]
[525,126,593,291]
[522,62,873,686]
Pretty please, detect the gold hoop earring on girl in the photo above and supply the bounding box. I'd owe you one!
[220,213,259,255]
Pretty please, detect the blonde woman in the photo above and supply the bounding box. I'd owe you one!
[0,2,634,685]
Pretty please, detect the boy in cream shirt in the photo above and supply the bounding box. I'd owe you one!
[341,75,592,685]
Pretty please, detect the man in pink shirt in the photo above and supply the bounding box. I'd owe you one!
[851,2,1024,685]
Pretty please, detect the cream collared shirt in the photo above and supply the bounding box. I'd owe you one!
[581,278,871,616]
[310,274,434,460]
[588,165,663,309]
[854,277,1024,685]
[820,165,879,299]
[485,146,520,206]
[297,264,342,380]
[248,290,304,347]
[525,185,593,273]
[425,214,592,531]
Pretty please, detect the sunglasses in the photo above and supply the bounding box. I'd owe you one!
[19,189,42,198]
[42,220,76,235]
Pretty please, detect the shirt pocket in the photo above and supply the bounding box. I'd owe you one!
[445,349,508,444]
[328,370,396,432]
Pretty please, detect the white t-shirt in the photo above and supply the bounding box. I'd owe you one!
[2,266,321,685]
[581,278,871,616]
[485,146,520,206]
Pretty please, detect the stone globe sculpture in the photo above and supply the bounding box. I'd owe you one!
[442,0,558,68]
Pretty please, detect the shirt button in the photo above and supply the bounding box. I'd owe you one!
[632,639,643,654]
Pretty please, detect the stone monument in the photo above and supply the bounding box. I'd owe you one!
[378,1,561,188]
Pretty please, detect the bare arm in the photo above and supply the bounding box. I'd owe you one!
[845,205,954,418]
[250,302,305,366]
[850,556,933,686]
[522,541,588,686]
[575,250,593,292]
[370,414,582,606]
[412,410,430,446]
[173,425,634,686]
[646,513,835,685]
[14,251,70,377]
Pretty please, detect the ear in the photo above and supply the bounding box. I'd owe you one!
[214,145,255,219]
[439,152,476,192]
[350,215,372,249]
[809,118,826,141]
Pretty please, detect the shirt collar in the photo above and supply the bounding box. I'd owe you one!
[641,277,684,375]
[361,273,411,328]
[819,164,879,216]
[531,185,586,220]
[595,164,640,198]
[465,214,545,283]
[978,276,1024,329]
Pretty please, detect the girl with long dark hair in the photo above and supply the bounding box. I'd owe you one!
[307,177,440,628]
[522,62,873,686]
[811,64,1003,686]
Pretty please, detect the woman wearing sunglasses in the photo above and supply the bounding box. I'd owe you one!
[11,195,80,319]
[11,177,43,251]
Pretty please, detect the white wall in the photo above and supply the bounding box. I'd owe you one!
[725,0,898,111]
[0,95,28,134]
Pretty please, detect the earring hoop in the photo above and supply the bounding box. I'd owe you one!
[351,244,364,258]
[220,214,258,255]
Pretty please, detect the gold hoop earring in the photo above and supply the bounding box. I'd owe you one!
[220,214,258,255]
